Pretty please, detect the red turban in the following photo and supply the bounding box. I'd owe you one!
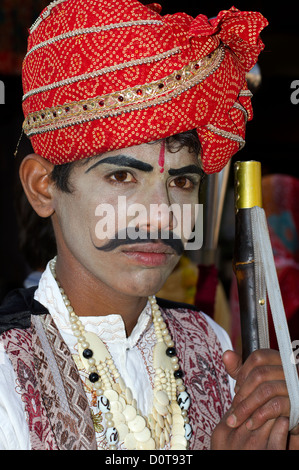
[22,0,268,173]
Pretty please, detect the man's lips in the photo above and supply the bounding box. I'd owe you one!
[121,243,175,266]
[121,243,175,255]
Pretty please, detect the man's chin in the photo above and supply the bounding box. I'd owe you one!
[116,266,177,298]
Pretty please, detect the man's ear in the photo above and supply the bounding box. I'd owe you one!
[19,153,55,218]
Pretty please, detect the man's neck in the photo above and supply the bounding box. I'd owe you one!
[54,254,148,337]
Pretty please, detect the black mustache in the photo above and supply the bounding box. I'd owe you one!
[92,227,184,255]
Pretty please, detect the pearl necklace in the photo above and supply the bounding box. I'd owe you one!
[50,257,191,450]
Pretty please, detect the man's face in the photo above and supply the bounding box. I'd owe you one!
[51,140,203,298]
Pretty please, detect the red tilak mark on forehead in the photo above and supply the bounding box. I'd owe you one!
[158,140,165,173]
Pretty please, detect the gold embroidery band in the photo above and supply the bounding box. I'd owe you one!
[23,46,225,137]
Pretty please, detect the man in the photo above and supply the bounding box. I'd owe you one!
[0,0,297,450]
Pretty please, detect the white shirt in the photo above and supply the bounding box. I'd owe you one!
[0,261,234,450]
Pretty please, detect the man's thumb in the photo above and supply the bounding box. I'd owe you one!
[222,350,243,380]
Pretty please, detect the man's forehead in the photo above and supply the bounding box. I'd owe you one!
[83,139,201,169]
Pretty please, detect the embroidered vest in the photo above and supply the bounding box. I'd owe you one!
[0,290,231,450]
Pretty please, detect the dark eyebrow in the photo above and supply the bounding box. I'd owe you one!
[168,165,203,177]
[85,155,154,173]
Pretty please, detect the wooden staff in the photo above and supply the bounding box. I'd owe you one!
[233,161,263,362]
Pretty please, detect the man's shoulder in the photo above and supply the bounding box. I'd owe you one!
[0,286,47,334]
[0,286,37,310]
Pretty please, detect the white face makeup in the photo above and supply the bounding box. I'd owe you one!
[51,141,203,298]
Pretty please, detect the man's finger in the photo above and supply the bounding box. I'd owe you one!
[231,364,286,408]
[227,381,289,429]
[267,417,289,450]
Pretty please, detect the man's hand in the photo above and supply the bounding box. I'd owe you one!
[211,414,289,450]
[211,349,294,450]
[224,349,290,430]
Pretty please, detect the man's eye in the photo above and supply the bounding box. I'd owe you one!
[169,176,194,189]
[109,171,135,183]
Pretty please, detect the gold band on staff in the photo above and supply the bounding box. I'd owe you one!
[234,160,262,211]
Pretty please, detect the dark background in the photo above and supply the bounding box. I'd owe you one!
[0,0,298,301]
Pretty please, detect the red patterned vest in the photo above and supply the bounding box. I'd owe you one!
[0,289,232,450]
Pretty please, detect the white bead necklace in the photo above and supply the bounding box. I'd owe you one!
[50,257,191,450]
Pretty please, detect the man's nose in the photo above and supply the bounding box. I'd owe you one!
[132,187,176,234]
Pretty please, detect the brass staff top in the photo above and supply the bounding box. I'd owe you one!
[234,160,262,211]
